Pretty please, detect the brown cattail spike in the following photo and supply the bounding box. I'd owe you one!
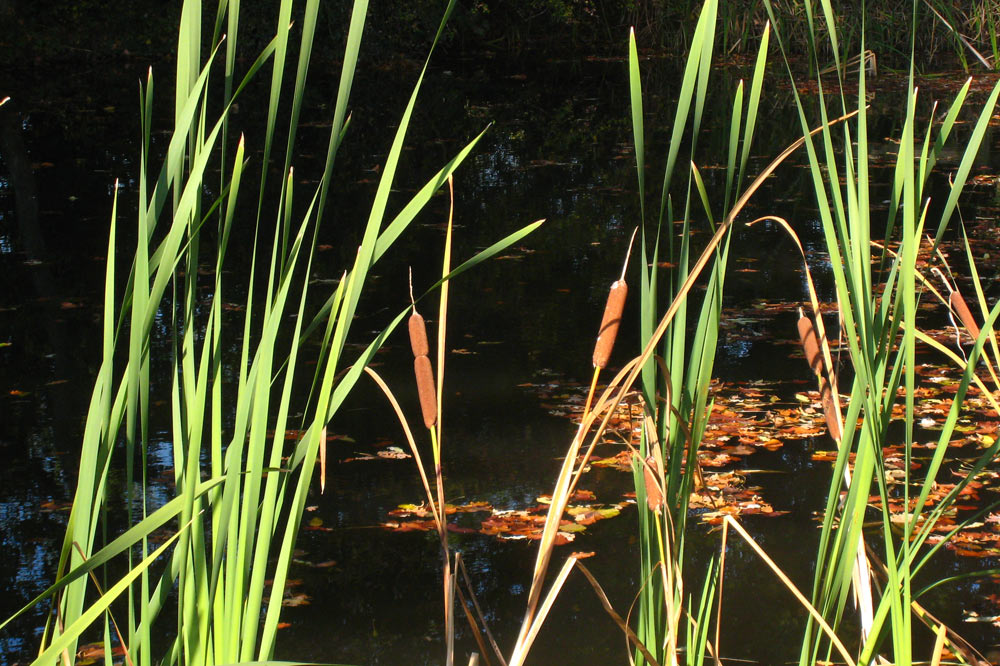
[592,280,628,369]
[414,355,438,429]
[949,289,981,341]
[797,313,842,441]
[797,314,823,377]
[642,440,664,514]
[408,311,430,358]
[819,389,842,442]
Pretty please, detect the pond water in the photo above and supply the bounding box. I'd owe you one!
[2,49,1000,665]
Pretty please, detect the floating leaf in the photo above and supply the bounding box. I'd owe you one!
[281,593,311,607]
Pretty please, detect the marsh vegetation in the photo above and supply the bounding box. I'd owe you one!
[3,1,1000,665]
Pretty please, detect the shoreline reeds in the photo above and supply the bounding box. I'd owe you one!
[9,0,1000,664]
[5,2,543,664]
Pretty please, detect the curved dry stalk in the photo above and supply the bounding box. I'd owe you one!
[362,366,443,533]
[930,623,946,666]
[567,359,648,499]
[713,520,728,666]
[745,215,845,437]
[724,516,857,666]
[510,110,860,666]
[623,557,682,666]
[71,542,135,666]
[509,360,648,664]
[866,546,989,666]
[576,562,662,666]
[907,325,1000,417]
[745,213,875,643]
[457,556,508,666]
[509,556,580,666]
[455,586,491,666]
[929,265,972,362]
[877,238,1000,388]
[625,560,668,666]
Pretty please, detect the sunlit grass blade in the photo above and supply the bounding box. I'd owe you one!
[29,2,550,664]
[36,523,191,666]
[932,80,1000,245]
[725,516,856,666]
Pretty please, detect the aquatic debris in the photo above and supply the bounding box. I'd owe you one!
[689,470,789,524]
[76,643,127,665]
[378,497,629,544]
[341,446,412,462]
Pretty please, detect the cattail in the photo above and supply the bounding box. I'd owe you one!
[581,229,636,424]
[407,269,438,430]
[797,314,824,377]
[413,354,437,429]
[949,289,981,341]
[593,280,628,369]
[642,456,663,514]
[408,311,430,357]
[642,440,665,514]
[591,228,637,370]
[797,312,842,441]
[819,388,842,442]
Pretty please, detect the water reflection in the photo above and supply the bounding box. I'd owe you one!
[1,54,999,665]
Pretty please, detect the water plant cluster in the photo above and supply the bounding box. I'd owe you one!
[4,0,1000,665]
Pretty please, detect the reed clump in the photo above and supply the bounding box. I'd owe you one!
[11,0,1000,664]
[1,2,545,665]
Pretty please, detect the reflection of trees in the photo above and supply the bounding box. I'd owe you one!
[1,100,42,260]
[0,98,76,381]
[0,97,77,661]
[4,0,987,76]
[0,99,73,380]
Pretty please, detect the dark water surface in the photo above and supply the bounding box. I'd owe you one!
[2,51,1000,664]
